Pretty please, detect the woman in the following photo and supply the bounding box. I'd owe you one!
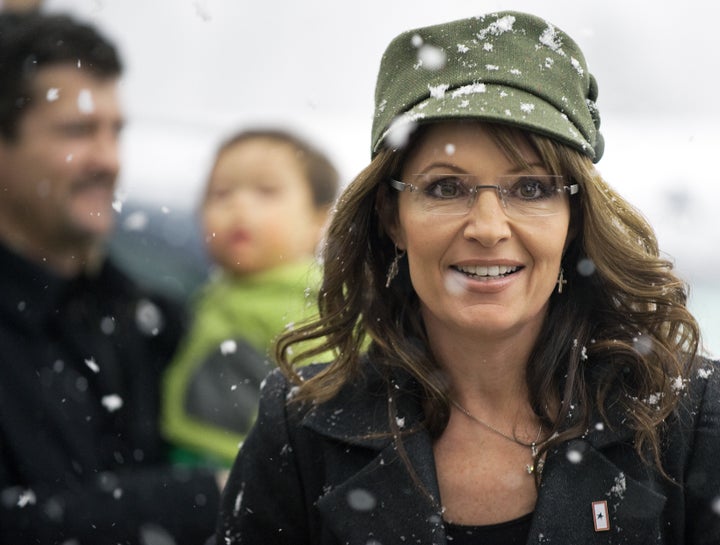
[217,11,719,544]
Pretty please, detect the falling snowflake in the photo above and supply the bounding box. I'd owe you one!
[712,496,720,515]
[233,482,245,516]
[566,448,583,464]
[135,299,163,336]
[102,394,123,412]
[385,116,418,150]
[77,89,94,113]
[122,211,149,231]
[17,489,36,507]
[346,488,377,512]
[100,316,116,335]
[576,258,596,276]
[220,340,237,355]
[417,44,446,71]
[193,0,212,21]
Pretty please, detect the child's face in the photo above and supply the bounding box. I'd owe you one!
[202,138,327,276]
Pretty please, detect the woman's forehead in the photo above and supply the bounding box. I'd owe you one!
[403,121,540,170]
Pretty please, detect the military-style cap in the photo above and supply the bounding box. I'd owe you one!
[371,11,604,162]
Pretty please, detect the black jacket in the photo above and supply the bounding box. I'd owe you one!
[0,243,219,544]
[218,357,720,544]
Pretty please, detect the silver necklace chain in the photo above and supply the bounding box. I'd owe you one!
[450,399,545,475]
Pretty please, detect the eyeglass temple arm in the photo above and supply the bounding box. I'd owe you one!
[389,179,409,192]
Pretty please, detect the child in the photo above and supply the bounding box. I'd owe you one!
[162,128,339,466]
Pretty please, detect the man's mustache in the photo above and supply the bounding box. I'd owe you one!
[69,172,117,194]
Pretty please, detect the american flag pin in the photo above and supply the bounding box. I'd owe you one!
[592,500,610,532]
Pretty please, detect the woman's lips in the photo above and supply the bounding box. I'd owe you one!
[452,264,521,278]
[446,264,523,294]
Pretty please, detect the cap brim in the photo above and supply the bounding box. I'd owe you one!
[373,83,595,159]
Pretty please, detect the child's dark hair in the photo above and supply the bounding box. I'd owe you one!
[216,128,339,208]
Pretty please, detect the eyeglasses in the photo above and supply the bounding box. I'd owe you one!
[389,173,579,218]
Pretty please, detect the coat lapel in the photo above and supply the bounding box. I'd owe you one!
[315,429,447,545]
[530,436,667,544]
[302,367,448,544]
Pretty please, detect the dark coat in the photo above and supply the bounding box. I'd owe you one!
[0,243,220,545]
[218,357,720,545]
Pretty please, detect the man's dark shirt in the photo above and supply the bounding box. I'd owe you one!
[0,242,219,544]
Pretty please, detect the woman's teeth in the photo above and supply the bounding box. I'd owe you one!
[454,265,519,278]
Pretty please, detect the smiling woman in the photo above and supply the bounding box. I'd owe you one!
[217,11,719,545]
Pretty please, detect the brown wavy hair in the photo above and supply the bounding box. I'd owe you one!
[275,122,700,477]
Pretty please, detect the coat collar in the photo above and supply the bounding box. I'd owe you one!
[0,241,70,331]
[300,362,424,449]
[300,363,667,544]
[0,241,127,335]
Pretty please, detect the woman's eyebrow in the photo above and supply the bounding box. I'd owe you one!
[416,161,548,176]
[415,162,464,174]
[504,162,547,175]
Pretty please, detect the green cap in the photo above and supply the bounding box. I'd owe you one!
[371,11,604,162]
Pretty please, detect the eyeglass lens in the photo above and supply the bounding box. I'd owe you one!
[406,174,570,217]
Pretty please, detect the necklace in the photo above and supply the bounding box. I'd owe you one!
[451,399,545,476]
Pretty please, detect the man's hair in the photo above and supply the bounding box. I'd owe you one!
[0,11,122,140]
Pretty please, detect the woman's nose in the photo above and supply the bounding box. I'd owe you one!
[462,189,511,246]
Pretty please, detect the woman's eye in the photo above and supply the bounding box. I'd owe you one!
[427,178,465,199]
[513,178,553,200]
[518,181,541,199]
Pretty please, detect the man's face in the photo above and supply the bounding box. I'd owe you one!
[0,64,123,257]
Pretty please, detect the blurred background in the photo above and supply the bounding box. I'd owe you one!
[10,0,718,356]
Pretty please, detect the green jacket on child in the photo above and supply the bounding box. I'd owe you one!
[162,259,324,466]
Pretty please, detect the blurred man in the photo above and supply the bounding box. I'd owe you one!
[0,12,221,544]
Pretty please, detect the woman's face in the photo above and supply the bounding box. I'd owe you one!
[390,122,572,342]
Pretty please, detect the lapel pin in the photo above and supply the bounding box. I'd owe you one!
[592,500,610,532]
